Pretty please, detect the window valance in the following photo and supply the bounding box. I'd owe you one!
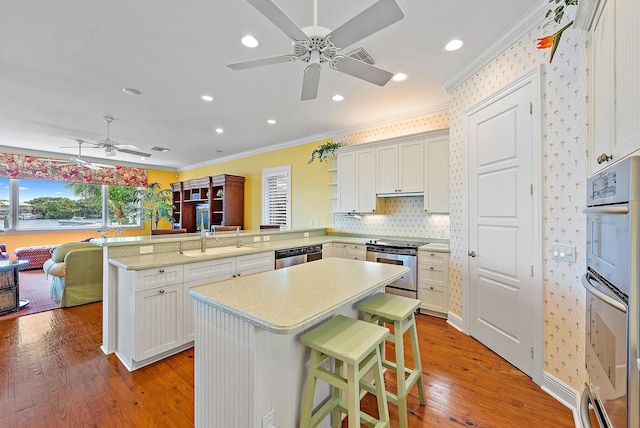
[0,153,148,187]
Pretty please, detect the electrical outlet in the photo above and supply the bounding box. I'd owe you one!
[139,245,153,254]
[304,232,309,237]
[261,409,275,428]
[551,244,576,263]
[253,236,261,242]
[263,235,270,241]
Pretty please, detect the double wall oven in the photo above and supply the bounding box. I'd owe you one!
[580,156,639,428]
[366,240,427,299]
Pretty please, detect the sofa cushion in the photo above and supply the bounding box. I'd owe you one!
[51,242,97,263]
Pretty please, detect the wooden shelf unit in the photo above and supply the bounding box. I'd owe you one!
[171,174,245,233]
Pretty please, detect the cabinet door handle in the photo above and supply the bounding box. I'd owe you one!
[159,289,165,294]
[236,273,241,277]
[430,286,434,290]
[597,153,613,164]
[159,269,165,273]
[468,251,477,257]
[430,267,434,270]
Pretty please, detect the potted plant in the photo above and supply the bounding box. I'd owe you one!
[137,182,175,231]
[308,141,343,164]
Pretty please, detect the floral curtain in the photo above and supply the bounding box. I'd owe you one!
[0,152,148,187]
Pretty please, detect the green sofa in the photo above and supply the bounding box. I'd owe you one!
[43,242,103,307]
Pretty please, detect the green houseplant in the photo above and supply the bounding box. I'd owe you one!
[137,182,175,231]
[308,141,343,164]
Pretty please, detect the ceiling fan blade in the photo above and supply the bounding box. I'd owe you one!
[73,158,102,171]
[301,63,321,101]
[227,54,297,70]
[333,56,393,86]
[247,0,308,41]
[114,147,152,158]
[327,0,404,48]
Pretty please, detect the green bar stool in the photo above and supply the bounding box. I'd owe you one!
[356,293,426,428]
[299,315,390,428]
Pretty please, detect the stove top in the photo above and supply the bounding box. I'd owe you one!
[366,239,428,248]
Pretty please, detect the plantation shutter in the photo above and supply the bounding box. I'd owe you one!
[262,166,290,230]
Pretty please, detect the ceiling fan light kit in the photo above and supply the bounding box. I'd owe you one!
[227,0,404,100]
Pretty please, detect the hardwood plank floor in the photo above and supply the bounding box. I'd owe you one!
[0,304,575,427]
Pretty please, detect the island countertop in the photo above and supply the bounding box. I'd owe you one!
[189,258,409,335]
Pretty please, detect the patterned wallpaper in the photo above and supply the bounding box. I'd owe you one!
[448,10,587,389]
[331,5,587,391]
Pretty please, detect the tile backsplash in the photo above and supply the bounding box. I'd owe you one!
[333,196,450,239]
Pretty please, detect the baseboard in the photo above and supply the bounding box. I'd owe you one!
[446,311,464,333]
[541,371,581,427]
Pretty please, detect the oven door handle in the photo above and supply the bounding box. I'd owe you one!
[578,386,592,428]
[582,206,629,214]
[580,273,627,313]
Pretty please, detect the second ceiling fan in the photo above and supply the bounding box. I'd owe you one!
[73,116,152,159]
[227,0,405,100]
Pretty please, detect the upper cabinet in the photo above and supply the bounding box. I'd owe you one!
[577,0,640,174]
[337,147,382,213]
[171,174,245,233]
[376,140,424,195]
[424,136,450,213]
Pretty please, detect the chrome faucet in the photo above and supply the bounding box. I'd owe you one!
[201,226,220,252]
[179,240,187,254]
[236,226,242,248]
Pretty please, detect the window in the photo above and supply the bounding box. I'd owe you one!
[262,165,290,230]
[0,179,141,232]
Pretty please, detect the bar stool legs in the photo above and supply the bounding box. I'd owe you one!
[357,293,426,428]
[299,315,390,428]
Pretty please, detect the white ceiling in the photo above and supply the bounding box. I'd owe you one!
[0,0,539,170]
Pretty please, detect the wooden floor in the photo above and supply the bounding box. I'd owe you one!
[0,304,576,427]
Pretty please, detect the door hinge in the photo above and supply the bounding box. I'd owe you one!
[530,183,533,195]
[529,102,533,115]
[531,265,534,277]
[530,346,534,359]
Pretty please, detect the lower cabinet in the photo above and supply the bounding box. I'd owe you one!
[327,243,366,260]
[417,251,449,318]
[116,251,275,371]
[331,243,347,258]
[345,244,366,261]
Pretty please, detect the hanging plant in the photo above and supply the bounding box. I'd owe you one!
[308,142,343,164]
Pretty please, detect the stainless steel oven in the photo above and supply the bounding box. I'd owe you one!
[365,240,427,299]
[580,156,640,428]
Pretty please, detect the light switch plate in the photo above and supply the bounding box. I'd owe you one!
[263,235,270,241]
[253,236,261,242]
[304,232,309,237]
[139,245,153,254]
[551,244,575,263]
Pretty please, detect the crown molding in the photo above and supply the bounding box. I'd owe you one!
[181,103,450,171]
[443,1,549,93]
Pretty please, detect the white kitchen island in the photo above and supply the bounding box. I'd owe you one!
[189,258,409,428]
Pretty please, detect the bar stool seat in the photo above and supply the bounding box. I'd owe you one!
[356,293,426,428]
[299,315,390,428]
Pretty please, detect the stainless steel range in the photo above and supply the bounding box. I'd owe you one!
[366,239,427,299]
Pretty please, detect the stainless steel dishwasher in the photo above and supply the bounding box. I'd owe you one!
[274,244,323,269]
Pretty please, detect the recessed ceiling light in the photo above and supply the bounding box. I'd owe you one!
[332,95,344,102]
[122,88,142,95]
[215,128,224,134]
[241,35,259,48]
[392,73,408,82]
[445,39,464,51]
[216,150,223,153]
[267,119,276,124]
[201,95,214,102]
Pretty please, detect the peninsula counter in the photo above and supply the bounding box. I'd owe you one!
[189,258,409,428]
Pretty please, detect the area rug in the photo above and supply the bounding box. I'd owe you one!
[0,269,60,321]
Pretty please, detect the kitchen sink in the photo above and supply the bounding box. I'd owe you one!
[182,246,255,257]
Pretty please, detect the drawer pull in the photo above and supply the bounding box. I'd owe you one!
[430,286,434,290]
[159,289,165,294]
[430,267,434,270]
[159,269,165,274]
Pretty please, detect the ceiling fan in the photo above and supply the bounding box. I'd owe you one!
[50,139,113,170]
[227,0,404,100]
[84,116,152,159]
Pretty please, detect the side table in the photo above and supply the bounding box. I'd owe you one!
[0,260,30,315]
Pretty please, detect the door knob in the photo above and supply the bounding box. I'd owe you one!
[468,251,477,257]
[597,153,613,164]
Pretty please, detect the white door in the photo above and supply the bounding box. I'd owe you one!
[467,78,536,377]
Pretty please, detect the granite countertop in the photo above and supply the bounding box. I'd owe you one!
[189,258,409,335]
[107,235,449,270]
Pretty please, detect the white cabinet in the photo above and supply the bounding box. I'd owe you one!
[183,258,236,342]
[579,0,640,174]
[418,251,449,318]
[376,140,424,195]
[331,243,347,258]
[235,252,275,276]
[322,243,333,258]
[116,265,186,370]
[345,244,366,261]
[424,137,449,213]
[337,148,381,213]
